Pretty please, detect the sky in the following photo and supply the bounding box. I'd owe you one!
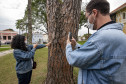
[0,0,27,32]
[0,0,126,36]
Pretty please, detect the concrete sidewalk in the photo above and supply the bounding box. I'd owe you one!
[0,47,11,48]
[0,49,13,57]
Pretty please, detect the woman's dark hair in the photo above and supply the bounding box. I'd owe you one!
[11,35,28,51]
[86,0,110,15]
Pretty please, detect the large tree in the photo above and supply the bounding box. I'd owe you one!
[45,0,82,83]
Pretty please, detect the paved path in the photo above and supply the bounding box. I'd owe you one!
[0,47,47,57]
[0,49,13,57]
[0,47,10,48]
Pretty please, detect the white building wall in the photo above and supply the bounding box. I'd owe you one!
[32,33,43,44]
[43,34,48,43]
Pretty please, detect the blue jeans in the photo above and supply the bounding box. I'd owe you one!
[17,70,32,84]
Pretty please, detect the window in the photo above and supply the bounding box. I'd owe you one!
[8,36,11,40]
[3,36,6,40]
[123,13,126,19]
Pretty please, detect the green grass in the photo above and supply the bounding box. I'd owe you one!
[0,48,79,84]
[0,53,17,84]
[31,48,48,84]
[0,45,10,47]
[73,67,79,83]
[0,45,11,52]
[78,41,87,45]
[0,48,11,52]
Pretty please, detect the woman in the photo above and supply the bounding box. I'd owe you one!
[11,35,50,84]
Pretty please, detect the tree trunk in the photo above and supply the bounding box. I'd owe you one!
[45,0,82,84]
[28,0,32,44]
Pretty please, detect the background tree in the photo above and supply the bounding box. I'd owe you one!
[23,0,47,33]
[16,19,26,34]
[16,0,47,43]
[31,0,47,33]
[79,11,86,29]
[27,0,32,44]
[45,0,82,83]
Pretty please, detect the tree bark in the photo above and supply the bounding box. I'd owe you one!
[28,0,32,44]
[45,0,82,84]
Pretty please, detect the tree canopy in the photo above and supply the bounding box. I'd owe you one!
[16,0,86,34]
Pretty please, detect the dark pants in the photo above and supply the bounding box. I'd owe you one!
[17,70,32,84]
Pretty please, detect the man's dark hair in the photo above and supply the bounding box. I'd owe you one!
[11,35,28,51]
[86,0,110,15]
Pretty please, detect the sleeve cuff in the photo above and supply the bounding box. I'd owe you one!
[75,43,81,49]
[32,48,36,51]
[66,43,71,48]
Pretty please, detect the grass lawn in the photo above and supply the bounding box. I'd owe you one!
[0,45,11,52]
[0,45,11,47]
[78,41,87,45]
[0,48,79,84]
[0,48,12,52]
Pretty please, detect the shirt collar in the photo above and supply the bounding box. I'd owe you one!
[97,21,116,30]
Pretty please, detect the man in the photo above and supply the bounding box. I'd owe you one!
[66,0,126,84]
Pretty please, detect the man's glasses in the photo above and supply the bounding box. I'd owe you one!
[85,12,92,21]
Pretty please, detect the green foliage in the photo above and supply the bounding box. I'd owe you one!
[79,11,86,29]
[28,0,47,32]
[15,0,47,33]
[16,0,86,33]
[83,33,92,37]
[22,33,28,37]
[83,33,92,40]
[16,19,27,33]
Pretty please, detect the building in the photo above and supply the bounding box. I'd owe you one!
[42,34,48,43]
[32,32,48,44]
[110,3,126,34]
[0,29,18,44]
[32,32,43,44]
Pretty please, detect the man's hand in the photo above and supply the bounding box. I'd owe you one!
[71,37,77,46]
[67,35,71,45]
[67,34,77,45]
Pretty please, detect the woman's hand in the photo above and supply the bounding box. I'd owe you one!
[45,42,51,47]
[33,44,38,48]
